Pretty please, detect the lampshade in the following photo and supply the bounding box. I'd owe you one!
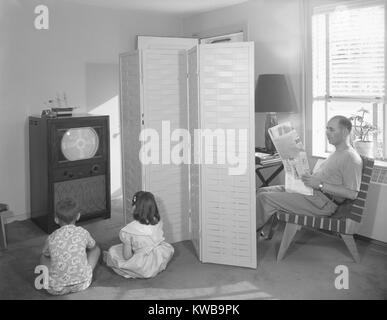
[255,74,298,113]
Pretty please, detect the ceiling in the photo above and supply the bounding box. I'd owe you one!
[64,0,249,15]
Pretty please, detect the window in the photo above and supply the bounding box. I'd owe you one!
[311,1,386,159]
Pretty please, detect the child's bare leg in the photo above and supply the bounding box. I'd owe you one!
[87,245,101,270]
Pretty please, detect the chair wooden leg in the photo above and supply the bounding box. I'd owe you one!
[266,214,279,240]
[341,234,360,263]
[277,223,300,261]
[0,214,7,250]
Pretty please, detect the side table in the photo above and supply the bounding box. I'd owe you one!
[255,159,284,187]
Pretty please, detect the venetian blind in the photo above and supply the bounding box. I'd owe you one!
[313,4,385,99]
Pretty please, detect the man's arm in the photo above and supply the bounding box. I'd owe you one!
[301,173,358,200]
[318,181,358,200]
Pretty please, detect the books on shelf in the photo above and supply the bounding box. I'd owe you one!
[56,113,72,117]
[51,107,73,112]
[255,151,281,165]
[259,158,282,165]
[51,107,73,117]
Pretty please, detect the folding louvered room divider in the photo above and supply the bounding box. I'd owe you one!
[120,40,256,268]
[120,48,192,244]
[188,43,256,268]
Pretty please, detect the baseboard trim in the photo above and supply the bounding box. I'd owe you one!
[354,234,387,248]
[4,212,29,224]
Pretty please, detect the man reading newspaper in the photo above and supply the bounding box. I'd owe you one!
[256,116,362,234]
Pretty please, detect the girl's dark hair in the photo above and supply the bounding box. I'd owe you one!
[132,191,160,225]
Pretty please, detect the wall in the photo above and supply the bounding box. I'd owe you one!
[0,0,183,221]
[182,0,304,185]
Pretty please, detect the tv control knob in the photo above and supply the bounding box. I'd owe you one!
[92,164,100,173]
[63,171,68,176]
[68,173,74,178]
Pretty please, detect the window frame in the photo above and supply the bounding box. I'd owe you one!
[305,0,387,161]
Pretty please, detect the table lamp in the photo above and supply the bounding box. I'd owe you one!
[255,74,298,154]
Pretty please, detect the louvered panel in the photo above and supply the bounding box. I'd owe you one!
[119,52,143,225]
[188,46,201,258]
[199,43,256,268]
[142,49,189,244]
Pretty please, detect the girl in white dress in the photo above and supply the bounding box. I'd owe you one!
[104,191,174,278]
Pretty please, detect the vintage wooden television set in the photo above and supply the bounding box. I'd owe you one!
[29,115,110,233]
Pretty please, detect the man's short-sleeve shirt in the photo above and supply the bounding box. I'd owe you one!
[312,147,362,194]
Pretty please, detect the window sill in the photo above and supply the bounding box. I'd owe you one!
[311,153,387,168]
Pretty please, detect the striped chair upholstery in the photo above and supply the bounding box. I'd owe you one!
[275,156,374,262]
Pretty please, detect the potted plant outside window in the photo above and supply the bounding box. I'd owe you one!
[349,108,377,158]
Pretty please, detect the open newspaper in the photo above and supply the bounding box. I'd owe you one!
[268,122,313,195]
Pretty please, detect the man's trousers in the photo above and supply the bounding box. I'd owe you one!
[256,185,338,230]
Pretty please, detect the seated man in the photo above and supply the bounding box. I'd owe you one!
[256,115,362,233]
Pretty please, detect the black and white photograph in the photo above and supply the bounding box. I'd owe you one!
[0,0,386,303]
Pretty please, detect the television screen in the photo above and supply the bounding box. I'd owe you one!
[60,127,99,161]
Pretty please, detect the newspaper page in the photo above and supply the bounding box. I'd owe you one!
[268,122,313,195]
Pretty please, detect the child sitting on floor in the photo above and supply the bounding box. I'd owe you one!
[40,198,100,295]
[104,191,174,278]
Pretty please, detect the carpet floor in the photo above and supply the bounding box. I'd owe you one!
[1,202,386,300]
